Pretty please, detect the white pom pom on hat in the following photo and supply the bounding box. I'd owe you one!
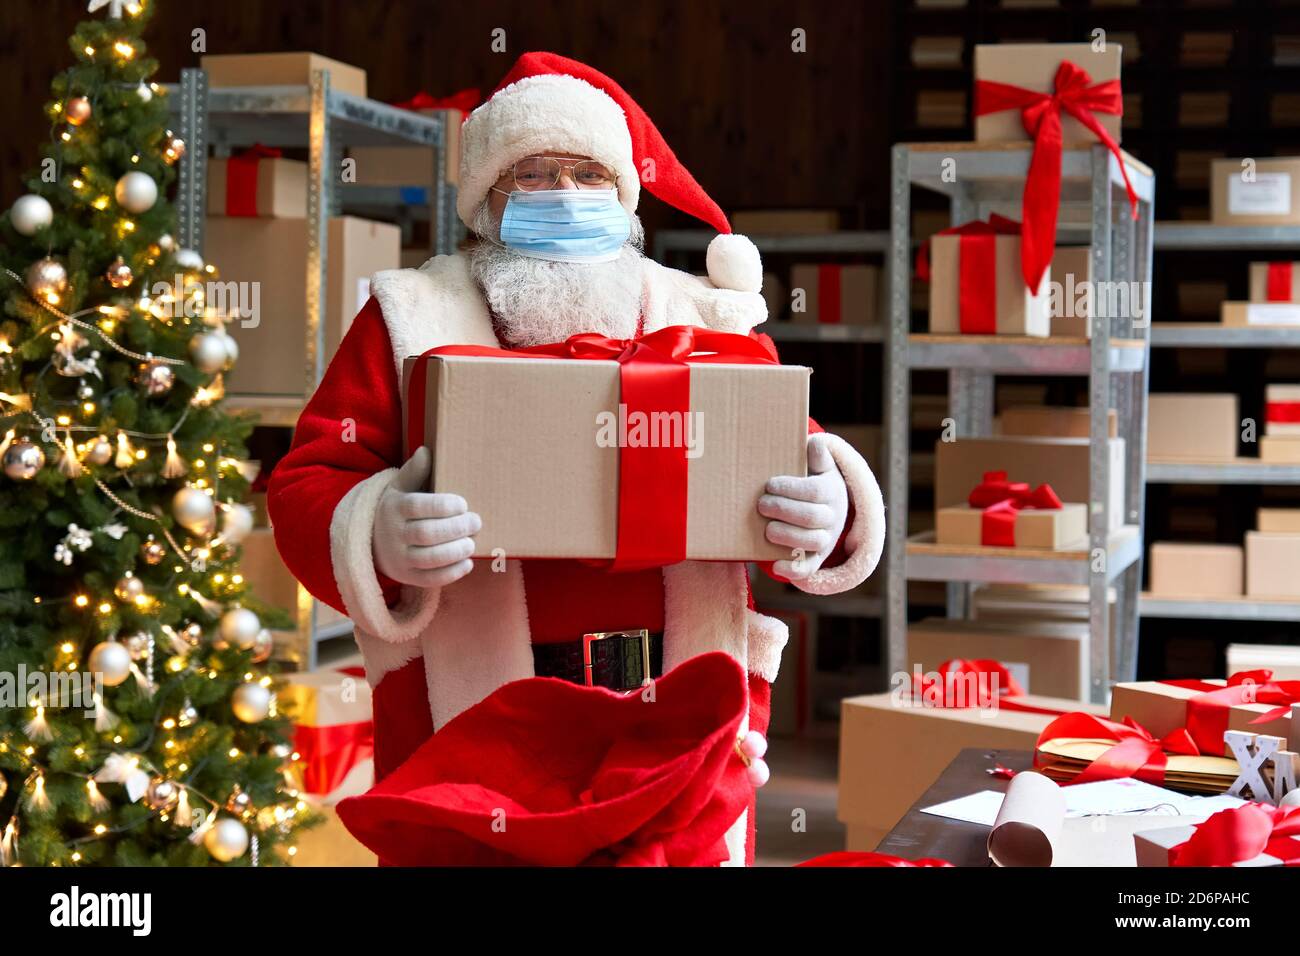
[460,52,760,292]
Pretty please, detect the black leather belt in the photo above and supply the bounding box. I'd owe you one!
[532,629,663,691]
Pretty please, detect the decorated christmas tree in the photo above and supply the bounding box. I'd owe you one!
[0,0,310,865]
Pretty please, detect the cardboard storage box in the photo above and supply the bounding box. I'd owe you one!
[402,355,809,561]
[349,108,465,188]
[1246,531,1300,598]
[998,404,1116,439]
[1266,384,1300,436]
[200,52,367,98]
[1260,435,1300,462]
[936,502,1087,549]
[789,264,879,325]
[1221,301,1300,327]
[1110,679,1294,756]
[972,583,1116,626]
[731,209,839,234]
[1146,393,1239,460]
[1049,245,1092,337]
[209,216,401,396]
[838,691,1105,851]
[1212,157,1300,226]
[207,156,306,219]
[907,617,1088,700]
[1148,542,1243,598]
[973,43,1123,145]
[934,436,1126,532]
[1228,642,1300,680]
[927,232,1050,336]
[1249,261,1300,302]
[1258,507,1300,533]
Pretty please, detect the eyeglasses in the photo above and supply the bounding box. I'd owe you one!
[505,155,618,191]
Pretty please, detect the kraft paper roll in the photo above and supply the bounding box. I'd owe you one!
[986,771,1066,867]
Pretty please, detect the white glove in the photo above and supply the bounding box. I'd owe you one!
[372,447,480,589]
[758,433,848,581]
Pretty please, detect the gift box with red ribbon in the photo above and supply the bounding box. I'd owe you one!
[402,326,810,566]
[1250,262,1300,304]
[919,216,1050,336]
[1135,804,1300,867]
[349,88,480,189]
[1265,384,1300,436]
[278,667,374,800]
[789,264,879,325]
[935,470,1086,549]
[207,145,306,219]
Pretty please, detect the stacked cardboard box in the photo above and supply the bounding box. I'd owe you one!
[1146,393,1238,461]
[1246,506,1300,599]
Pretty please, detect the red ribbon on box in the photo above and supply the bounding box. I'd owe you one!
[797,851,954,868]
[1266,401,1300,424]
[293,721,375,796]
[1170,804,1300,867]
[1161,670,1300,755]
[406,325,779,569]
[916,215,1023,334]
[817,265,842,324]
[1267,262,1294,302]
[224,143,282,217]
[974,60,1139,292]
[391,88,482,114]
[967,470,1063,547]
[909,658,1069,716]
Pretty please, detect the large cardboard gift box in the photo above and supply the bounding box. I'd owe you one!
[1146,393,1239,460]
[1246,531,1300,598]
[839,691,1105,851]
[973,43,1123,145]
[1109,679,1294,756]
[1249,261,1300,303]
[1212,157,1300,226]
[1265,384,1300,436]
[1148,542,1243,598]
[934,436,1126,532]
[927,230,1050,336]
[207,155,306,218]
[907,617,1089,700]
[402,353,809,561]
[200,52,367,98]
[789,264,879,325]
[208,216,401,396]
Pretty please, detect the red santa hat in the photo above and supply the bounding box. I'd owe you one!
[457,51,762,294]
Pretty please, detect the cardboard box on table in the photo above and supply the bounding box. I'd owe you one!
[1258,507,1300,533]
[208,216,400,396]
[998,404,1117,439]
[200,52,367,98]
[838,691,1106,852]
[1211,157,1300,227]
[789,264,879,325]
[936,502,1088,549]
[1109,680,1294,756]
[1249,262,1300,303]
[1146,393,1239,460]
[207,156,307,218]
[934,436,1127,533]
[1265,384,1300,436]
[1228,642,1300,680]
[1148,542,1244,598]
[926,233,1050,336]
[907,617,1089,700]
[401,354,810,560]
[1246,531,1300,598]
[973,43,1123,145]
[1221,301,1300,328]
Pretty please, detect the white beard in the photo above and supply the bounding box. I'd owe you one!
[467,202,646,348]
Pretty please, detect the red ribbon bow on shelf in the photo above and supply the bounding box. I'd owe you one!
[915,214,1022,335]
[406,326,779,569]
[908,658,1068,717]
[224,143,283,217]
[1171,803,1300,867]
[974,60,1139,292]
[1266,262,1294,302]
[391,88,482,113]
[967,470,1063,547]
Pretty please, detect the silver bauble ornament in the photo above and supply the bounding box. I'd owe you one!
[114,573,144,602]
[77,383,95,400]
[173,248,203,271]
[87,640,132,686]
[251,628,274,664]
[218,331,239,368]
[220,607,261,649]
[105,256,134,289]
[189,331,229,374]
[145,777,178,811]
[157,232,175,253]
[231,682,272,723]
[162,130,186,164]
[135,82,152,103]
[114,171,157,214]
[226,785,252,816]
[85,436,112,466]
[3,439,45,480]
[181,622,203,645]
[123,630,150,660]
[203,817,249,862]
[26,257,68,301]
[64,96,92,126]
[10,194,53,236]
[137,360,174,396]
[141,535,166,565]
[172,485,216,535]
[220,503,254,545]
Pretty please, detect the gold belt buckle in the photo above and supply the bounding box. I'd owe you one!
[581,628,651,688]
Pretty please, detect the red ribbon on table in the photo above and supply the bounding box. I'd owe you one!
[967,470,1063,547]
[1267,262,1294,302]
[817,265,842,324]
[797,851,954,867]
[974,60,1139,293]
[391,88,482,114]
[1266,401,1300,424]
[915,215,1023,334]
[224,143,283,217]
[1170,804,1300,867]
[405,325,779,569]
[293,720,375,796]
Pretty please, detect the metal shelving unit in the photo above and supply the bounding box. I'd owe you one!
[170,67,457,669]
[886,141,1157,705]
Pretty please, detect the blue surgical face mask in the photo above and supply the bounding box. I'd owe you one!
[495,188,631,263]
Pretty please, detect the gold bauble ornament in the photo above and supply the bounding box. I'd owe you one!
[250,628,274,664]
[203,817,249,862]
[177,698,198,727]
[123,630,151,660]
[137,359,174,396]
[105,256,134,289]
[226,785,252,816]
[87,640,131,686]
[140,535,166,565]
[25,257,68,301]
[64,96,92,126]
[3,439,46,480]
[85,435,113,466]
[145,777,178,811]
[114,572,144,602]
[157,233,176,253]
[114,171,157,214]
[162,130,186,164]
[231,681,272,723]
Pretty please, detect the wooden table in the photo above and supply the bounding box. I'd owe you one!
[876,747,1035,867]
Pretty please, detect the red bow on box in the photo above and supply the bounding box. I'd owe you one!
[391,88,482,114]
[974,60,1139,292]
[916,214,1022,335]
[967,470,1063,547]
[1171,804,1300,867]
[225,143,282,217]
[908,658,1069,717]
[1266,262,1294,302]
[406,326,779,569]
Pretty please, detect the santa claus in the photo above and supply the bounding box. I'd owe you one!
[268,52,884,866]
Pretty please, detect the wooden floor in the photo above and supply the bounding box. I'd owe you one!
[753,732,844,867]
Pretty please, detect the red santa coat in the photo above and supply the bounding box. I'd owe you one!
[267,252,885,865]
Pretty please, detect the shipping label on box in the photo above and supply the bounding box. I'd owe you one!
[1249,262,1300,303]
[1246,531,1300,598]
[1147,393,1239,461]
[973,43,1123,145]
[1266,384,1300,436]
[928,234,1050,336]
[1222,301,1300,327]
[789,264,879,325]
[1148,542,1243,598]
[1212,158,1300,226]
[936,502,1087,550]
[402,353,809,561]
[207,156,307,218]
